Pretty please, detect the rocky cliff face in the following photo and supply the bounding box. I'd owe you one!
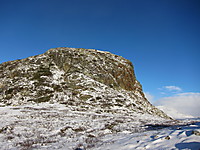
[0,47,169,118]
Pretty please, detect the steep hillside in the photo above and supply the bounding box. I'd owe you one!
[0,47,169,118]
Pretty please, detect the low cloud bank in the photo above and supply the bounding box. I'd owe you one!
[155,93,200,117]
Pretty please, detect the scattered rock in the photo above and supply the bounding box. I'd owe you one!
[192,130,200,136]
[165,136,170,140]
[75,148,84,150]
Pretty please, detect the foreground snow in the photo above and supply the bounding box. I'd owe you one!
[96,120,200,150]
[0,103,199,150]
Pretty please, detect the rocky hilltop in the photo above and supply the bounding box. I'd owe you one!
[0,47,169,118]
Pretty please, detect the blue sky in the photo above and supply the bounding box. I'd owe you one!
[0,0,200,112]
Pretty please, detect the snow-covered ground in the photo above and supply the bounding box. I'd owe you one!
[95,119,200,150]
[0,103,199,150]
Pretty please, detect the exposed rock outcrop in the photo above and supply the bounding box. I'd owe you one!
[0,47,170,119]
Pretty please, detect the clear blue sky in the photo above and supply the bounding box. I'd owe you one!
[0,0,199,101]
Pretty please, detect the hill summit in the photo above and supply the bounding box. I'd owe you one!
[0,47,169,118]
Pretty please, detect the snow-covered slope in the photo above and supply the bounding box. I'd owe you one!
[0,103,199,150]
[0,103,168,150]
[157,106,194,119]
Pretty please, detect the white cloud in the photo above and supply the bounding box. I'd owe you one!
[144,92,154,103]
[156,106,194,119]
[163,86,182,92]
[155,92,200,117]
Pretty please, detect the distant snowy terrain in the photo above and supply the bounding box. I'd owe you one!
[0,103,200,150]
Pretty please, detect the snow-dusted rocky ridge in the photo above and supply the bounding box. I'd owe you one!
[0,47,168,118]
[0,47,177,149]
